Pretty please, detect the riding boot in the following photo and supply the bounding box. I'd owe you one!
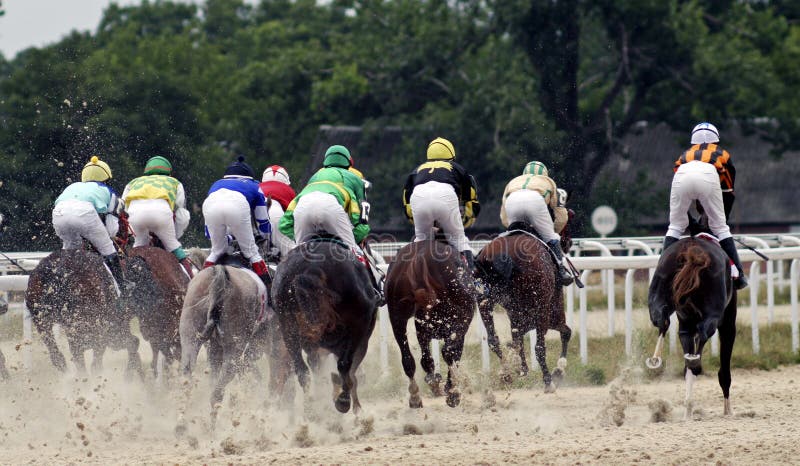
[360,249,386,307]
[103,254,131,311]
[546,239,574,286]
[720,237,749,290]
[662,235,679,251]
[179,257,195,279]
[461,250,489,298]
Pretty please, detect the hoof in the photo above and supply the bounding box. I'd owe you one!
[552,367,564,386]
[645,356,662,370]
[518,369,529,377]
[335,392,351,413]
[500,372,513,385]
[543,383,556,394]
[409,395,423,409]
[684,353,701,370]
[446,391,461,408]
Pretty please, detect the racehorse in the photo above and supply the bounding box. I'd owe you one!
[179,251,270,412]
[646,236,736,419]
[124,246,189,377]
[385,239,476,408]
[272,239,379,414]
[25,250,144,377]
[476,229,571,393]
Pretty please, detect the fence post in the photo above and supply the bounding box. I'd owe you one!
[791,259,799,353]
[478,308,490,373]
[750,262,761,355]
[624,269,634,356]
[378,305,390,376]
[579,270,592,365]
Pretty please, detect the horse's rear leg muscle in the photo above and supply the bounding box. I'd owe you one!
[417,327,443,396]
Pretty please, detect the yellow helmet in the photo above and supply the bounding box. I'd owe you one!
[81,156,113,182]
[426,137,455,161]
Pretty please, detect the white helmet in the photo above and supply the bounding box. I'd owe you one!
[261,165,290,185]
[691,122,720,144]
[557,188,568,206]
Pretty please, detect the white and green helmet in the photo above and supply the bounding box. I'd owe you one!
[523,161,548,177]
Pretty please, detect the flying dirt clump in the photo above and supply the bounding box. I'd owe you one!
[648,399,672,423]
[597,368,638,426]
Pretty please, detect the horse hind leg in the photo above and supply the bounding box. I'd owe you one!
[391,314,422,408]
[718,303,737,416]
[91,345,106,374]
[442,330,467,408]
[67,337,88,376]
[332,345,356,414]
[551,323,572,386]
[210,357,238,429]
[418,329,443,397]
[534,329,555,394]
[125,334,144,381]
[36,320,67,372]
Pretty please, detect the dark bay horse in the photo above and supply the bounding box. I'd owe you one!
[25,250,143,376]
[272,239,379,414]
[124,246,189,376]
[385,239,476,408]
[647,237,736,418]
[476,233,571,393]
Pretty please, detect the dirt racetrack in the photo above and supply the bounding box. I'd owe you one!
[1,324,799,466]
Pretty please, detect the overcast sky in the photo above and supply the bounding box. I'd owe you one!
[0,0,184,59]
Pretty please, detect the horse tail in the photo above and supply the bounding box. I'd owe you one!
[411,252,438,309]
[292,269,339,342]
[672,244,712,308]
[199,265,229,342]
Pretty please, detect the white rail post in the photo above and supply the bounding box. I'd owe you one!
[743,236,771,324]
[750,262,761,355]
[378,305,390,376]
[791,259,799,353]
[624,269,635,356]
[431,339,441,373]
[711,331,720,356]
[529,329,539,371]
[478,308,490,373]
[581,241,614,336]
[579,270,592,364]
[669,312,678,354]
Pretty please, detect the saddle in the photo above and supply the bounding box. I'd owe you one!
[499,221,562,267]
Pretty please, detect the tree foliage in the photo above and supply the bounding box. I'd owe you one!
[1,0,799,249]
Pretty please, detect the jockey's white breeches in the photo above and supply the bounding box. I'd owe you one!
[292,191,359,250]
[268,201,294,257]
[52,200,116,256]
[203,189,263,264]
[667,161,731,240]
[127,199,183,253]
[410,181,473,253]
[503,190,560,242]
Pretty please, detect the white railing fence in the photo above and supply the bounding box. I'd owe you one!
[2,234,800,373]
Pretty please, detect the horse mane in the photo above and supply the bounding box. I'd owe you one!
[672,243,713,310]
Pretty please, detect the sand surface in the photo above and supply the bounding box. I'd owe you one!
[0,327,798,466]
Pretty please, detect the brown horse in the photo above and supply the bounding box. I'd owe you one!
[647,237,736,419]
[179,259,270,412]
[272,239,379,414]
[124,246,189,376]
[385,239,476,408]
[25,249,144,376]
[476,232,571,393]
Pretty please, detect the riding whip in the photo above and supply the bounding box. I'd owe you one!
[734,237,770,261]
[563,256,585,289]
[0,251,29,273]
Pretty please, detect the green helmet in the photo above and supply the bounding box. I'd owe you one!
[144,156,172,176]
[523,161,548,177]
[323,145,353,168]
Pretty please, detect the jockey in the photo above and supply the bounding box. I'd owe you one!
[664,122,747,289]
[121,156,194,278]
[52,156,128,291]
[500,161,574,286]
[402,137,481,273]
[278,145,384,304]
[202,156,272,287]
[259,164,296,259]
